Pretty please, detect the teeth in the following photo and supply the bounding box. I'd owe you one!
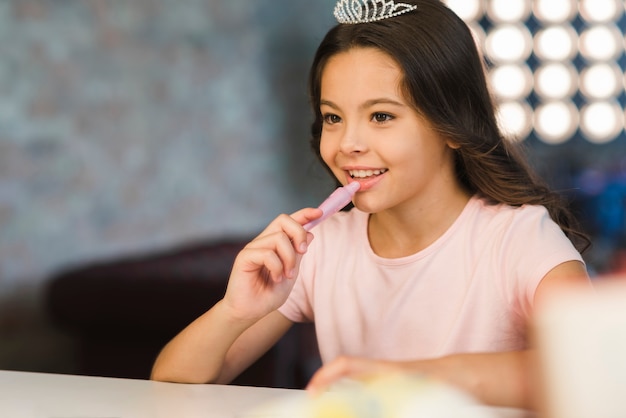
[349,169,387,179]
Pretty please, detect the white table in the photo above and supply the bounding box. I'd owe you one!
[0,370,303,418]
[0,370,532,418]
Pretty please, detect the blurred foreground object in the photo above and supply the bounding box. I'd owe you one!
[534,277,626,418]
[246,374,498,418]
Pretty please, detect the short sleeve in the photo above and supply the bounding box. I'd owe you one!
[499,205,584,319]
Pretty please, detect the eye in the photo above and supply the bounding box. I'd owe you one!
[372,112,394,123]
[322,113,342,125]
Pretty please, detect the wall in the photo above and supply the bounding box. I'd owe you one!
[0,0,335,372]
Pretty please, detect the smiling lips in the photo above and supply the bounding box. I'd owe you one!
[349,168,388,179]
[347,168,388,191]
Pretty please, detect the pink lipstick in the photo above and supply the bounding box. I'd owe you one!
[303,182,361,231]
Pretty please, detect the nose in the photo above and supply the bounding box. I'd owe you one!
[339,123,368,155]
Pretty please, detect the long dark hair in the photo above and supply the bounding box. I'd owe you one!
[308,0,589,252]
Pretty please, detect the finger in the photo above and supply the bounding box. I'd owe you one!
[288,208,321,253]
[255,211,318,254]
[234,246,286,283]
[272,231,300,279]
[290,207,324,227]
[260,211,317,235]
[306,357,398,395]
[244,230,304,279]
[306,356,358,395]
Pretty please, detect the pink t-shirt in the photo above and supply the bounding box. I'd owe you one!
[278,196,584,364]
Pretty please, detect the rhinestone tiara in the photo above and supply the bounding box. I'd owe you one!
[334,0,418,24]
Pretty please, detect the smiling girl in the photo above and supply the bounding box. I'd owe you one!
[151,0,590,410]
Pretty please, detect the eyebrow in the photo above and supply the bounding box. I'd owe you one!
[320,98,407,110]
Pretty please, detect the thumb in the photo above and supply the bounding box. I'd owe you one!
[291,207,323,227]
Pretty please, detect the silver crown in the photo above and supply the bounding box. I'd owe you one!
[334,0,418,24]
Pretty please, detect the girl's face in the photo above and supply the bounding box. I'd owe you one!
[319,47,460,215]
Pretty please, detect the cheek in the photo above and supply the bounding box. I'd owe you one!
[386,140,420,165]
[319,135,335,167]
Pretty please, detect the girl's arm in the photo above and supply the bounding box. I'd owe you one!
[306,351,532,408]
[151,208,321,384]
[306,260,590,410]
[151,304,292,384]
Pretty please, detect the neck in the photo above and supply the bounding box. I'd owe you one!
[368,189,472,258]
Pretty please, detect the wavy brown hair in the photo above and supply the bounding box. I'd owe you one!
[308,0,589,252]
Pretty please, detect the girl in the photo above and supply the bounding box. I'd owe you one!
[151,0,590,409]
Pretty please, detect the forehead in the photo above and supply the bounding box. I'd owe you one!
[320,47,405,99]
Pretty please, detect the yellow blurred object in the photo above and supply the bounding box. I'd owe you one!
[244,374,497,418]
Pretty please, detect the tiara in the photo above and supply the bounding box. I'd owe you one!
[334,0,418,24]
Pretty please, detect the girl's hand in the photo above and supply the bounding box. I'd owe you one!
[306,356,405,395]
[221,207,322,322]
[307,352,534,409]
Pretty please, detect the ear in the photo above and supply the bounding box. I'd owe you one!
[446,139,461,150]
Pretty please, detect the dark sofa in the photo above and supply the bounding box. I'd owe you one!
[44,238,320,389]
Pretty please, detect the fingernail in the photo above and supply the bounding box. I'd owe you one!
[299,242,308,252]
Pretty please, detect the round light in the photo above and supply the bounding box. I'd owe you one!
[579,63,623,100]
[534,63,578,100]
[486,0,532,23]
[533,0,577,24]
[533,25,578,62]
[579,0,623,23]
[496,101,533,141]
[579,24,623,61]
[443,0,484,22]
[489,64,533,100]
[580,101,624,144]
[534,101,579,144]
[484,24,533,64]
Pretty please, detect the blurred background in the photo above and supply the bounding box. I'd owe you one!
[446,0,626,273]
[0,0,625,379]
[0,0,337,377]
